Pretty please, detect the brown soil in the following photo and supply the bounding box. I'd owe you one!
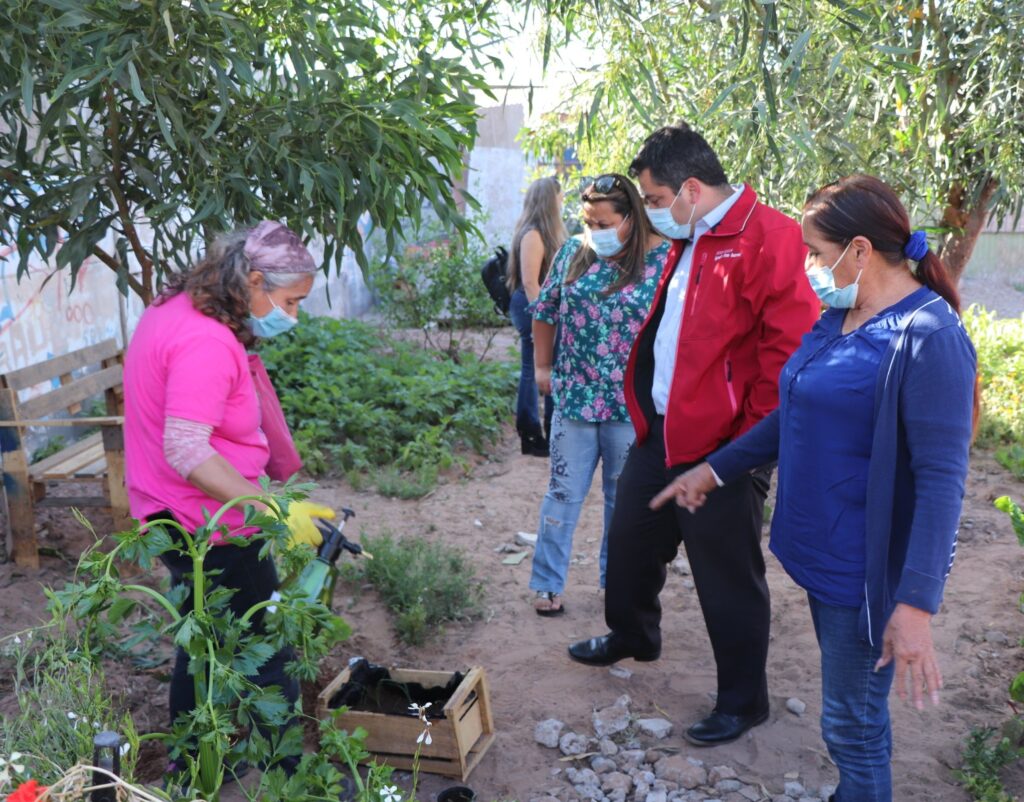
[2,439,1023,801]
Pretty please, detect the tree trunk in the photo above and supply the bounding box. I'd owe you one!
[938,177,998,283]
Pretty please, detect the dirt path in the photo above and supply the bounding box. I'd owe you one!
[4,436,1020,801]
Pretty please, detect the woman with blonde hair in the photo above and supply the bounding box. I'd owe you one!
[507,176,567,456]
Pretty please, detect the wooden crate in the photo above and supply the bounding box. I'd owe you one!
[316,665,495,781]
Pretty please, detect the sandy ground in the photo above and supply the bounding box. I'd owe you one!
[0,278,1022,800]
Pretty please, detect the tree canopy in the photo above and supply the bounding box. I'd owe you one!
[0,0,500,302]
[525,0,1024,278]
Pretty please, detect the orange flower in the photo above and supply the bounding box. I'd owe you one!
[8,779,48,802]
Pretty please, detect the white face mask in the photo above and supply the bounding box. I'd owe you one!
[588,217,628,258]
[805,241,861,308]
[645,185,697,240]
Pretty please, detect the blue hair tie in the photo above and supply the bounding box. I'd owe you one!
[904,230,929,261]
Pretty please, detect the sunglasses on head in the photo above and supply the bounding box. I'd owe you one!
[591,174,621,194]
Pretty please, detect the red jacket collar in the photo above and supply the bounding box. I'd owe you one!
[703,183,758,239]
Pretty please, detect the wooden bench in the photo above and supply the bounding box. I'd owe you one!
[0,339,129,567]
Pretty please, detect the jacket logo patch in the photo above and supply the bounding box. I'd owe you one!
[714,249,742,260]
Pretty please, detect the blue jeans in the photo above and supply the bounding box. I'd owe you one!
[809,596,895,802]
[529,414,635,593]
[509,288,553,434]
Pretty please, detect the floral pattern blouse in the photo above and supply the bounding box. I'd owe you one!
[532,237,668,422]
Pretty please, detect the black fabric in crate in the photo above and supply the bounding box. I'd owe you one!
[328,657,466,719]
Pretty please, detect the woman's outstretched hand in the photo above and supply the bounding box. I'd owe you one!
[875,603,942,710]
[650,463,718,513]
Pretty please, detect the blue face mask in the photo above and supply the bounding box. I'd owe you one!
[644,185,696,240]
[588,217,628,258]
[249,296,298,338]
[806,242,860,308]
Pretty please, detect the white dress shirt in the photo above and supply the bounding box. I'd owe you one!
[651,185,744,415]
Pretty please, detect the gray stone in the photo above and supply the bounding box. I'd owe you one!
[785,697,807,716]
[610,666,634,680]
[682,579,696,590]
[783,782,805,798]
[592,756,619,774]
[633,782,650,802]
[608,791,628,802]
[797,797,821,802]
[535,718,567,748]
[619,749,648,770]
[603,773,635,793]
[709,766,738,784]
[645,748,665,765]
[671,557,691,575]
[737,786,762,801]
[600,738,620,757]
[575,785,603,801]
[646,789,668,802]
[771,797,796,802]
[617,693,633,708]
[654,756,707,790]
[530,797,561,802]
[715,781,742,793]
[985,630,1010,645]
[639,771,657,785]
[593,703,632,738]
[560,731,589,756]
[637,718,674,739]
[818,785,836,800]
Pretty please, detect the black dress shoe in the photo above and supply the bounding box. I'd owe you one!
[567,634,660,666]
[684,708,769,746]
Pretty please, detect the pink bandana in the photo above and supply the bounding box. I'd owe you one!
[243,221,317,273]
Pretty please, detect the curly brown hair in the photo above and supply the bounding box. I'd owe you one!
[157,231,256,346]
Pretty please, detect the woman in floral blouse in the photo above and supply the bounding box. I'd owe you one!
[529,173,669,615]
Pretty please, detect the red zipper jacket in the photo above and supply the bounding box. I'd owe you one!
[624,184,820,466]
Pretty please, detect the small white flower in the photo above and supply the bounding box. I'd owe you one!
[380,785,402,802]
[13,635,20,644]
[416,726,432,746]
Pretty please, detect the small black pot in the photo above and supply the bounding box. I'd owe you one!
[437,786,476,802]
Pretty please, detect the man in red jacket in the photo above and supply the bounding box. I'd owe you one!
[568,123,820,745]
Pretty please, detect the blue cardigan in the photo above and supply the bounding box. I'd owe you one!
[709,290,976,644]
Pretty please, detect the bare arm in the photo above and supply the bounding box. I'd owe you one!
[533,319,557,395]
[519,230,546,302]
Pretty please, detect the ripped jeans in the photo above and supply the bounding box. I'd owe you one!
[528,413,635,594]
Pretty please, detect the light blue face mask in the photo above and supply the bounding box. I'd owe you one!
[588,217,628,258]
[806,241,860,308]
[249,296,298,338]
[644,185,697,240]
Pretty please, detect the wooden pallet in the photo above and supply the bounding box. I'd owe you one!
[0,339,129,567]
[316,666,495,781]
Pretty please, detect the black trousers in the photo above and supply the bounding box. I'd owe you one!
[151,513,299,766]
[604,419,771,717]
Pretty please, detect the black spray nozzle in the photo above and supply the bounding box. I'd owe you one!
[314,509,369,562]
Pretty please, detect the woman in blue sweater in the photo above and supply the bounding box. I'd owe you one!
[653,175,977,802]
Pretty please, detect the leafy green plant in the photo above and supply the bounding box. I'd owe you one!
[996,445,1024,482]
[0,624,138,793]
[260,315,516,497]
[964,308,1024,448]
[371,225,507,361]
[47,482,350,801]
[347,532,485,646]
[956,728,1023,802]
[30,435,67,463]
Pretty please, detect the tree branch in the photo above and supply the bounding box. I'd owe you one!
[90,244,148,299]
[106,86,154,304]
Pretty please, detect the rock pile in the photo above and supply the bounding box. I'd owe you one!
[530,696,835,802]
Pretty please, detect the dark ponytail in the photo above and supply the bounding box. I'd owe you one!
[914,250,961,314]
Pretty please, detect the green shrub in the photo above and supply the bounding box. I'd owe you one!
[261,315,516,496]
[964,306,1024,447]
[956,727,1023,802]
[370,230,507,360]
[348,532,484,645]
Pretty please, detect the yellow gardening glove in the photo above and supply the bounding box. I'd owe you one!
[285,501,336,548]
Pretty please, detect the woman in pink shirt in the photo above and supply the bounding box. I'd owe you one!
[124,221,331,780]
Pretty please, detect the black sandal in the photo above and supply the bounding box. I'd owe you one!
[534,591,565,617]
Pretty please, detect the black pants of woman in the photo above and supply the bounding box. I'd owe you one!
[150,512,300,773]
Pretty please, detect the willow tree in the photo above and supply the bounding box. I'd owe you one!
[0,0,500,303]
[525,0,1024,280]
